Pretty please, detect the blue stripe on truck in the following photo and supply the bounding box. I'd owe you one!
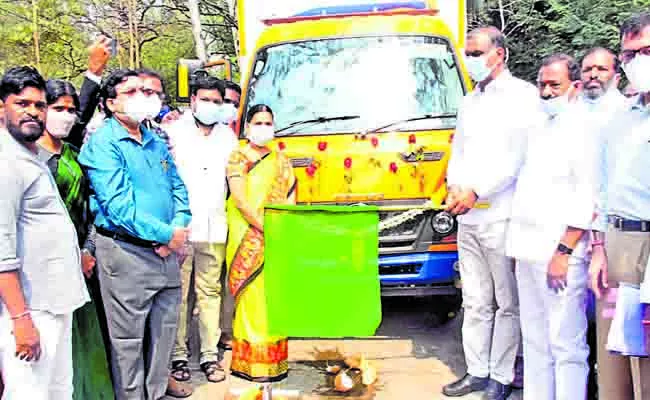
[294,2,427,17]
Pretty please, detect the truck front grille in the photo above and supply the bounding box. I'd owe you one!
[378,211,427,250]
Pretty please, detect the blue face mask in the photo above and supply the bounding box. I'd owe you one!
[465,55,494,83]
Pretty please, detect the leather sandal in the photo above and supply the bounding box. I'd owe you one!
[171,360,191,382]
[166,376,193,398]
[201,361,226,383]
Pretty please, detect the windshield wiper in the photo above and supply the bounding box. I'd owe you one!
[369,113,457,133]
[275,115,360,135]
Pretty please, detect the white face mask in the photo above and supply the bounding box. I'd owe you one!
[46,110,77,139]
[247,125,275,146]
[465,55,494,83]
[623,54,650,94]
[221,103,237,124]
[541,92,571,117]
[122,93,150,124]
[193,101,222,126]
[142,96,163,121]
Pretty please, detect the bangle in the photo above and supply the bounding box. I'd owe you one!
[592,240,604,247]
[10,311,31,321]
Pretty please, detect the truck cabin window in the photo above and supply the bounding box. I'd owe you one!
[245,35,464,137]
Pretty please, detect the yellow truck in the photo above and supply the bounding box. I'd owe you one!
[180,0,471,303]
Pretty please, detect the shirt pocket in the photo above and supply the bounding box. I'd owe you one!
[145,152,174,190]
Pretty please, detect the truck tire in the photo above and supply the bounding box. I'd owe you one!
[428,292,462,326]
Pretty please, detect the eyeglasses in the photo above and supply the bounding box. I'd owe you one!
[619,45,650,64]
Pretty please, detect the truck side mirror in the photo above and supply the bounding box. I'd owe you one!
[176,58,234,103]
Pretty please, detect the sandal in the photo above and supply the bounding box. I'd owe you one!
[201,361,226,383]
[171,360,191,382]
[166,376,193,398]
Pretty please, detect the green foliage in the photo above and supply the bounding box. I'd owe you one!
[140,28,195,104]
[0,0,236,100]
[471,0,650,82]
[0,0,88,80]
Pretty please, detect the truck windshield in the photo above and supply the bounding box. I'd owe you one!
[246,35,464,136]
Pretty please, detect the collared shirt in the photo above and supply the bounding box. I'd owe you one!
[0,131,89,315]
[507,105,599,263]
[447,70,541,225]
[37,144,61,175]
[594,95,650,232]
[78,118,191,244]
[167,113,238,244]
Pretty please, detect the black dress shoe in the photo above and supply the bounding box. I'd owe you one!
[482,379,512,400]
[442,374,489,397]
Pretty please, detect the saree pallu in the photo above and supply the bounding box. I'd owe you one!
[226,147,296,382]
[54,144,114,399]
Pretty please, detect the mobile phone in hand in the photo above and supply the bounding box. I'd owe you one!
[110,39,118,57]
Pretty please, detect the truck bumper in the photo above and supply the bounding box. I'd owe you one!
[379,251,459,297]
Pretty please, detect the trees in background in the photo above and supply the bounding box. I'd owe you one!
[0,0,236,100]
[470,0,650,82]
[3,1,650,93]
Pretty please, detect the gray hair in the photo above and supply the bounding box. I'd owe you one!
[468,26,506,52]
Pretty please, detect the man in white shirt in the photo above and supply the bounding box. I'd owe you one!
[167,76,238,383]
[507,54,597,400]
[443,26,540,400]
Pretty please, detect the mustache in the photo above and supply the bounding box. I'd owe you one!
[20,118,44,127]
[586,78,609,87]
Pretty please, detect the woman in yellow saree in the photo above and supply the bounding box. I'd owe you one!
[226,104,297,382]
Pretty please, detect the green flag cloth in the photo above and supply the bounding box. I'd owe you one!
[264,205,382,338]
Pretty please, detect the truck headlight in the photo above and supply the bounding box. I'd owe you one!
[431,211,455,235]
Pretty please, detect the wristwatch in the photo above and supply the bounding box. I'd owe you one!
[557,243,574,255]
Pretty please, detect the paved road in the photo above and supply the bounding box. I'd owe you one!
[166,297,523,400]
